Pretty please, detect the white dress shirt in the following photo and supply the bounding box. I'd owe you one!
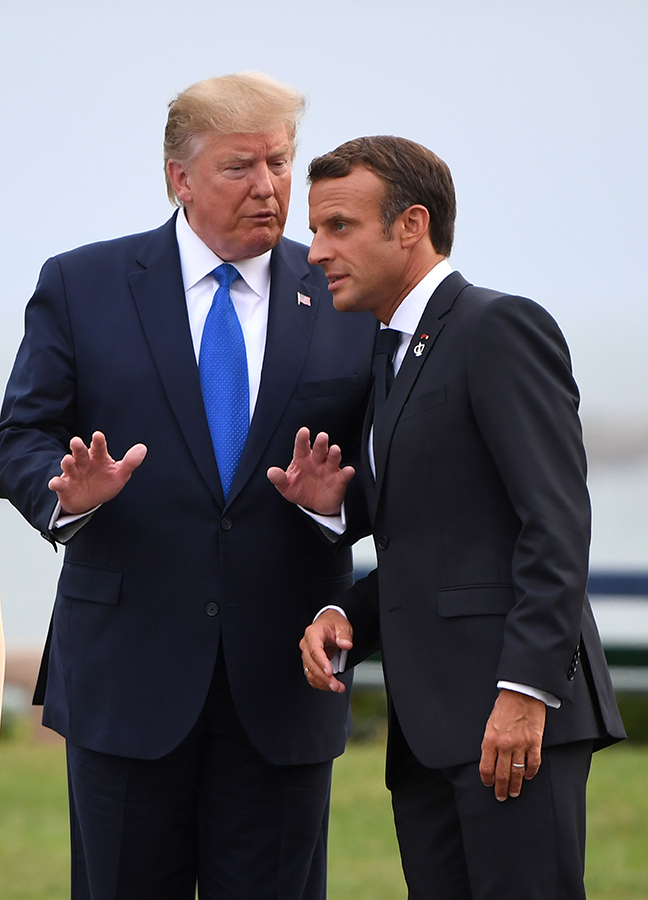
[176,207,271,417]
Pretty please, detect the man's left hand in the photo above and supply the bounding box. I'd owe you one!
[267,426,355,515]
[479,689,546,801]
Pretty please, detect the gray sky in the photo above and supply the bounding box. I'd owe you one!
[1,0,647,642]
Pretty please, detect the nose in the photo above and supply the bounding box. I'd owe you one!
[250,164,274,199]
[308,231,329,266]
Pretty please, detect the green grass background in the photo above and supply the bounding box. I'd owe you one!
[1,719,647,898]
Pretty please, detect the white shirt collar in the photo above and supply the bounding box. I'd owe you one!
[386,258,453,337]
[175,207,272,300]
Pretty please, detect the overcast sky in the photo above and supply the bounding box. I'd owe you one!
[1,0,647,642]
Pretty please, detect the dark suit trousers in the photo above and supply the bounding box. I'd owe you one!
[66,652,332,900]
[388,711,592,900]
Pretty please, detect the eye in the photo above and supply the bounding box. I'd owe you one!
[223,164,248,179]
[335,221,347,232]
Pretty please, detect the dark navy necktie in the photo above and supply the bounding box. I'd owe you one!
[199,263,249,499]
[373,327,401,418]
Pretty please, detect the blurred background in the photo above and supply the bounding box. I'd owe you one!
[1,3,647,897]
[1,0,647,648]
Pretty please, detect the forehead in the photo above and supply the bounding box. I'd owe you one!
[308,167,386,221]
[196,124,292,161]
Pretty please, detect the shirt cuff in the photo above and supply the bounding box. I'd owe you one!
[49,500,101,542]
[497,680,561,709]
[299,503,346,541]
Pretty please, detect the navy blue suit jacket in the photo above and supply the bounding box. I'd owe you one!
[0,214,376,763]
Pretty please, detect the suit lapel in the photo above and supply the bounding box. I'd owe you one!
[128,214,225,506]
[372,271,470,506]
[226,239,321,505]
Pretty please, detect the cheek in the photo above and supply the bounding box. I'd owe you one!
[276,180,291,207]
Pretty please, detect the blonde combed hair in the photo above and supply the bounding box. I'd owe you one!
[164,71,306,205]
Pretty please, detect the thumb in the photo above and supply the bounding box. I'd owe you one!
[121,443,148,473]
[267,466,289,491]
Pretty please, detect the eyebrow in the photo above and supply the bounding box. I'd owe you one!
[310,209,358,231]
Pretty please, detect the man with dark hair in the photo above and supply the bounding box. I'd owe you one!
[0,76,376,900]
[271,135,625,900]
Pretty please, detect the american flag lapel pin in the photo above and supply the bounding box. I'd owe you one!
[297,292,311,306]
[413,333,429,357]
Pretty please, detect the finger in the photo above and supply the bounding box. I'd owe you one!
[59,453,80,476]
[493,753,513,801]
[300,642,341,692]
[293,427,312,459]
[303,635,336,676]
[88,431,109,458]
[326,443,343,466]
[479,744,496,787]
[508,759,527,798]
[524,745,542,780]
[339,465,356,485]
[120,443,147,474]
[48,474,66,492]
[68,437,90,465]
[311,432,331,463]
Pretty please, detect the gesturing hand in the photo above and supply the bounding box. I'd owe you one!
[48,431,148,515]
[267,426,355,515]
[479,689,546,801]
[300,609,354,693]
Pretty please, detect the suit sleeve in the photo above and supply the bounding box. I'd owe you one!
[466,294,590,700]
[0,257,77,540]
[333,567,382,668]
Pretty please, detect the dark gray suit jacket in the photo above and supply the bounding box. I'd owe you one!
[343,271,625,770]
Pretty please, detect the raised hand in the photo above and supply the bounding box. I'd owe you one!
[48,431,147,515]
[267,427,355,515]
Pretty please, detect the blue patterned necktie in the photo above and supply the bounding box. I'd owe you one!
[199,263,249,499]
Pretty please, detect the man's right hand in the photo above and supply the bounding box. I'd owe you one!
[300,609,354,693]
[267,427,354,516]
[48,431,147,515]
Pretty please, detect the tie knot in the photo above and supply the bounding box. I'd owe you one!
[213,263,241,291]
[374,328,401,358]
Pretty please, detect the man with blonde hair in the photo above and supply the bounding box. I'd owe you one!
[0,74,375,900]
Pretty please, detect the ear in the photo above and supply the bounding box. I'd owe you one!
[167,159,192,205]
[398,205,430,248]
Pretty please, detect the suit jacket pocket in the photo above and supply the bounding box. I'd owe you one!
[296,374,360,399]
[438,585,515,617]
[58,560,123,605]
[399,385,447,422]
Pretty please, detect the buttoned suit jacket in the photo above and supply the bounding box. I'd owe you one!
[343,271,625,771]
[0,213,376,763]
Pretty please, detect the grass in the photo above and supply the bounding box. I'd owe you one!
[0,721,69,899]
[1,721,647,899]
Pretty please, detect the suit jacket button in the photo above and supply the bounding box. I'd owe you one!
[221,517,233,531]
[205,602,219,617]
[377,535,389,550]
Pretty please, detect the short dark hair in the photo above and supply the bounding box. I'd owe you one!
[308,135,456,256]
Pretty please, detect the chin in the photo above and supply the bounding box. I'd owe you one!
[332,295,355,313]
[244,229,283,258]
